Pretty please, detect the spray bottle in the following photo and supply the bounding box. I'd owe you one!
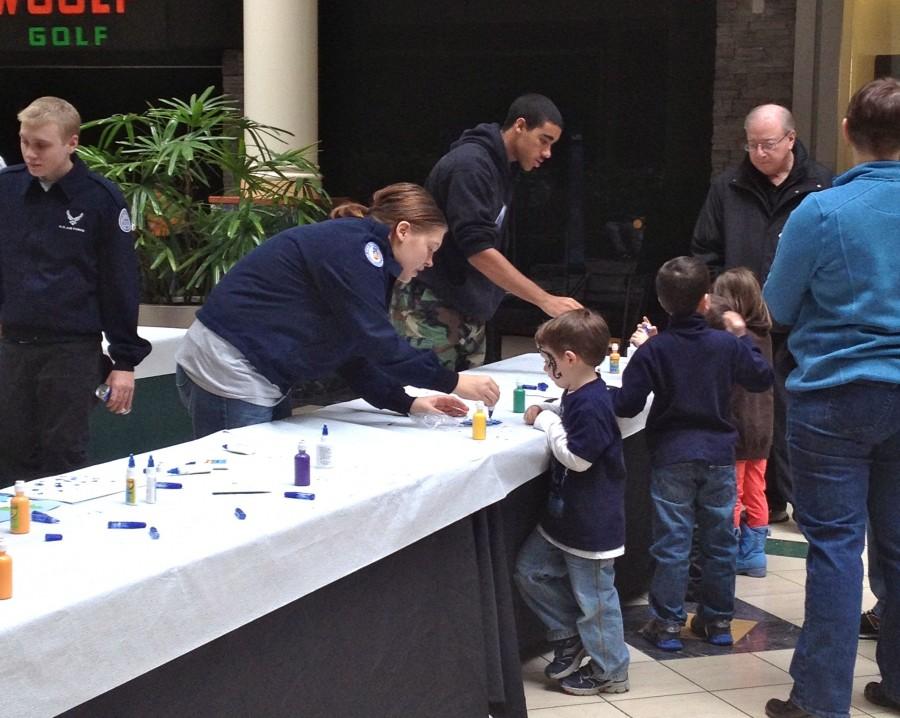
[0,538,11,600]
[125,453,138,505]
[316,424,333,468]
[472,401,487,440]
[10,480,30,535]
[294,440,311,486]
[145,455,157,504]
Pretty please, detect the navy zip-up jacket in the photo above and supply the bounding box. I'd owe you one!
[197,217,459,414]
[611,313,773,467]
[416,122,516,321]
[0,156,150,370]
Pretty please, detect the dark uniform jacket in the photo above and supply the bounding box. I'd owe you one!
[197,217,459,415]
[691,140,832,282]
[0,156,149,370]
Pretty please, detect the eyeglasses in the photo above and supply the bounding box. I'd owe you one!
[743,131,792,153]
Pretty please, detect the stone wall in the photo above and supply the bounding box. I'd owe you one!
[711,0,797,175]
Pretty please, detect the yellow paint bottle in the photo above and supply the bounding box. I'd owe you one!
[472,401,487,441]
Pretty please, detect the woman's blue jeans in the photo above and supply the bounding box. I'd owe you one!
[648,461,738,626]
[787,381,900,718]
[514,529,630,681]
[175,364,292,439]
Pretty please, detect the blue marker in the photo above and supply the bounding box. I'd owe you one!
[234,507,246,520]
[107,521,147,529]
[31,510,59,524]
[156,482,183,489]
[521,382,549,391]
[149,526,160,540]
[284,491,315,500]
[45,533,63,542]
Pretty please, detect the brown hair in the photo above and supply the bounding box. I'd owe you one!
[17,96,81,139]
[329,183,446,231]
[534,308,610,367]
[655,256,710,318]
[845,77,900,158]
[712,267,772,333]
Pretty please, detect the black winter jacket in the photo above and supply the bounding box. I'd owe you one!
[691,141,832,282]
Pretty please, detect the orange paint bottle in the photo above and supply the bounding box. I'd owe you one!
[0,538,11,600]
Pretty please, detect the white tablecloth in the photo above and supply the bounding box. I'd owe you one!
[0,354,649,717]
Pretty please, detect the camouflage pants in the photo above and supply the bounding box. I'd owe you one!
[390,281,486,371]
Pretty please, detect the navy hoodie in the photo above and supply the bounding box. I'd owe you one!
[611,313,774,467]
[416,122,516,321]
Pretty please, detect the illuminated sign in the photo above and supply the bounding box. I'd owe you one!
[0,1,166,51]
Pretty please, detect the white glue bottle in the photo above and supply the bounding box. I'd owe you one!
[145,455,157,504]
[316,424,333,468]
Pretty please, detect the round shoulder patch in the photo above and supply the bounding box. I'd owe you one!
[118,208,133,233]
[364,241,384,268]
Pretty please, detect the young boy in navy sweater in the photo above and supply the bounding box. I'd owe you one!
[613,257,773,649]
[514,309,630,695]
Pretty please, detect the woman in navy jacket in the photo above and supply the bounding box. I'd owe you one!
[176,183,499,438]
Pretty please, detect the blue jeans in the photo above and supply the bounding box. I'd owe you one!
[514,530,629,680]
[787,382,900,718]
[175,365,292,439]
[649,461,737,626]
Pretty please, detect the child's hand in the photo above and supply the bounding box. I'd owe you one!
[630,316,657,348]
[524,405,542,425]
[722,310,747,337]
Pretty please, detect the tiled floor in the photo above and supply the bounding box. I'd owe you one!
[520,519,895,717]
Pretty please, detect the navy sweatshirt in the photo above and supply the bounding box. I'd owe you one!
[416,122,516,321]
[0,157,150,370]
[541,377,627,553]
[611,313,773,468]
[197,217,459,414]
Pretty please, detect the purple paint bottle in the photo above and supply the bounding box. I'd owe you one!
[294,440,311,486]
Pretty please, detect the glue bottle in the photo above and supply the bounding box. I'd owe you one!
[513,382,526,413]
[10,480,30,535]
[472,401,487,440]
[0,538,11,600]
[609,343,621,374]
[294,440,311,486]
[125,453,138,505]
[145,455,157,504]
[316,424,333,468]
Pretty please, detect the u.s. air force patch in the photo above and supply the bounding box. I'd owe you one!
[118,208,133,233]
[364,241,384,267]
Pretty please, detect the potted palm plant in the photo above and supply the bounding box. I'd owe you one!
[77,86,329,320]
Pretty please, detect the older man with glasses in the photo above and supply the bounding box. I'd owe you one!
[691,104,832,546]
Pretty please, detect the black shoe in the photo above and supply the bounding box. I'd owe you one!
[865,681,900,709]
[690,614,733,646]
[639,618,683,651]
[769,508,790,524]
[544,635,587,680]
[765,697,813,717]
[859,609,880,639]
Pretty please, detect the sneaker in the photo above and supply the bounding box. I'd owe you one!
[769,508,790,524]
[865,681,900,710]
[640,619,683,651]
[544,636,587,680]
[559,663,629,696]
[764,697,813,717]
[859,610,880,639]
[690,614,733,646]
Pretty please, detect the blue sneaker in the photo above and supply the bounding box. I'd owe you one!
[640,619,684,651]
[560,663,629,696]
[690,615,733,646]
[544,635,587,679]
